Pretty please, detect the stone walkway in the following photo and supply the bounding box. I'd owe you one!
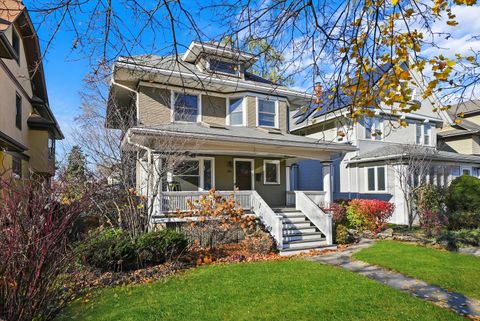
[308,239,480,319]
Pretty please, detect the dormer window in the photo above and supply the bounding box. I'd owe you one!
[208,58,239,76]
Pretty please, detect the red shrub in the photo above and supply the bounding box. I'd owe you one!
[419,210,448,237]
[322,202,348,224]
[346,199,395,233]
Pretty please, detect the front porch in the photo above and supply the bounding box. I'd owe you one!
[122,123,356,252]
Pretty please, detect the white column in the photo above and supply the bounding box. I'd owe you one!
[321,161,332,206]
[285,166,291,192]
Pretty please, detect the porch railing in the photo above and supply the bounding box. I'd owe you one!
[157,191,253,213]
[295,191,333,245]
[251,191,283,249]
[286,190,327,207]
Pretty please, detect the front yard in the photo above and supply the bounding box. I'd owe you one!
[59,259,463,321]
[353,240,480,300]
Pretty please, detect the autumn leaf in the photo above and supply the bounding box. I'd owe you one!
[391,0,399,5]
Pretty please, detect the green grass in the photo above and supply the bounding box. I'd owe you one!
[353,240,480,300]
[59,259,463,321]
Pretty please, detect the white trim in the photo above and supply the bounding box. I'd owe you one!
[256,97,279,128]
[226,96,246,126]
[233,158,255,190]
[170,90,202,123]
[461,166,472,176]
[364,116,384,141]
[168,157,215,191]
[263,160,281,185]
[365,166,388,193]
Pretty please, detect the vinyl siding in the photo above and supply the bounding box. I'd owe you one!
[138,86,171,125]
[202,95,226,126]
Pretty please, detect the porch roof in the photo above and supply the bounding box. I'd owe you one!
[123,123,356,160]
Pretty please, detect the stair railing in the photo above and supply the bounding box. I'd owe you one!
[251,191,283,249]
[294,191,333,245]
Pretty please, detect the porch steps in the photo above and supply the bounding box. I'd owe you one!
[273,208,334,255]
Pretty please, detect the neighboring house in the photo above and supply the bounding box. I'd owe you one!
[107,41,356,253]
[438,100,480,165]
[291,66,480,225]
[0,1,63,179]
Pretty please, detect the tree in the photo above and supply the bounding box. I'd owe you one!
[66,145,87,182]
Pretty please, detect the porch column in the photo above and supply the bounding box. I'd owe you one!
[285,166,291,191]
[321,161,332,206]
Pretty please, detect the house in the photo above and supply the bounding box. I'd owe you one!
[107,41,356,253]
[290,66,480,225]
[0,0,63,179]
[438,100,480,170]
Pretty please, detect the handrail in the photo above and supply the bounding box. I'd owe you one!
[295,191,333,245]
[250,191,283,249]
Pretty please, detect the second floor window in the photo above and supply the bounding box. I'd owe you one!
[228,97,244,126]
[12,29,20,63]
[257,99,277,128]
[48,136,56,160]
[15,93,22,130]
[12,156,22,179]
[365,117,382,140]
[416,122,431,145]
[172,92,199,122]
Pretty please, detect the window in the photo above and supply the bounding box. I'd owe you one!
[257,99,277,128]
[423,123,431,145]
[364,117,382,140]
[416,122,432,145]
[170,158,214,191]
[172,92,199,122]
[12,29,20,63]
[228,97,244,125]
[209,59,239,76]
[366,166,386,192]
[15,93,21,130]
[48,136,55,159]
[264,160,280,184]
[462,167,472,176]
[12,156,22,178]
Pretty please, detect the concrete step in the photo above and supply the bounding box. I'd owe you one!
[279,212,305,218]
[283,233,324,242]
[272,208,300,213]
[282,227,318,235]
[282,222,313,230]
[279,244,337,256]
[282,216,308,224]
[282,238,327,249]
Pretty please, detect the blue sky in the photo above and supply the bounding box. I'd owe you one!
[27,1,480,159]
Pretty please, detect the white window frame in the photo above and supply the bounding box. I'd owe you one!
[461,166,472,176]
[256,97,279,128]
[365,166,387,192]
[170,91,202,123]
[263,160,281,185]
[364,116,383,141]
[415,121,432,146]
[233,158,255,190]
[169,157,215,191]
[226,96,247,126]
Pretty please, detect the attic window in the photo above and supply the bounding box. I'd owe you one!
[209,59,239,76]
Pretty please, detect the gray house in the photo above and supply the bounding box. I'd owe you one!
[107,41,355,253]
[291,67,480,225]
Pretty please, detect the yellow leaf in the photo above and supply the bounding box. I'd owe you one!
[392,0,399,5]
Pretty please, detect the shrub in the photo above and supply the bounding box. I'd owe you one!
[437,229,480,250]
[137,229,188,265]
[413,185,448,236]
[419,210,448,237]
[241,231,275,254]
[446,176,480,213]
[335,224,353,244]
[346,199,395,233]
[79,228,187,272]
[448,211,480,230]
[323,201,348,224]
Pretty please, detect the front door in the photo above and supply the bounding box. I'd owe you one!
[235,159,253,190]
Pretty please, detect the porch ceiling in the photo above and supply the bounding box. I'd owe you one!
[122,123,356,161]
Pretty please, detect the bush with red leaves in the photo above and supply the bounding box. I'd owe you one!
[346,199,395,233]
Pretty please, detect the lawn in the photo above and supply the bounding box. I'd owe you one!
[353,240,480,300]
[59,259,463,321]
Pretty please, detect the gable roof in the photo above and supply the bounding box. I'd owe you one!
[0,0,63,139]
[448,100,480,118]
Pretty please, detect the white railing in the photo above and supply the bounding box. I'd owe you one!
[295,191,333,245]
[251,191,283,249]
[158,191,253,213]
[303,191,328,208]
[286,191,296,206]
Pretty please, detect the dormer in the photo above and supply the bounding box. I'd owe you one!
[182,41,257,79]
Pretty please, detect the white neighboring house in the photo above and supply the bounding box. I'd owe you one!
[290,66,480,225]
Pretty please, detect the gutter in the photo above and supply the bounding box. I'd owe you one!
[347,152,480,164]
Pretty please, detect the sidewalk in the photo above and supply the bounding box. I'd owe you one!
[308,239,480,319]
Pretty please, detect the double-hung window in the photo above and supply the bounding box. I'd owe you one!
[170,158,214,191]
[172,92,199,122]
[423,123,431,145]
[15,93,21,130]
[257,99,277,127]
[366,166,386,192]
[228,97,244,125]
[364,117,382,140]
[264,160,280,184]
[416,122,432,145]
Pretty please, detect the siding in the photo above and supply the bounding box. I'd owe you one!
[138,86,171,125]
[202,95,226,126]
[246,96,256,127]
